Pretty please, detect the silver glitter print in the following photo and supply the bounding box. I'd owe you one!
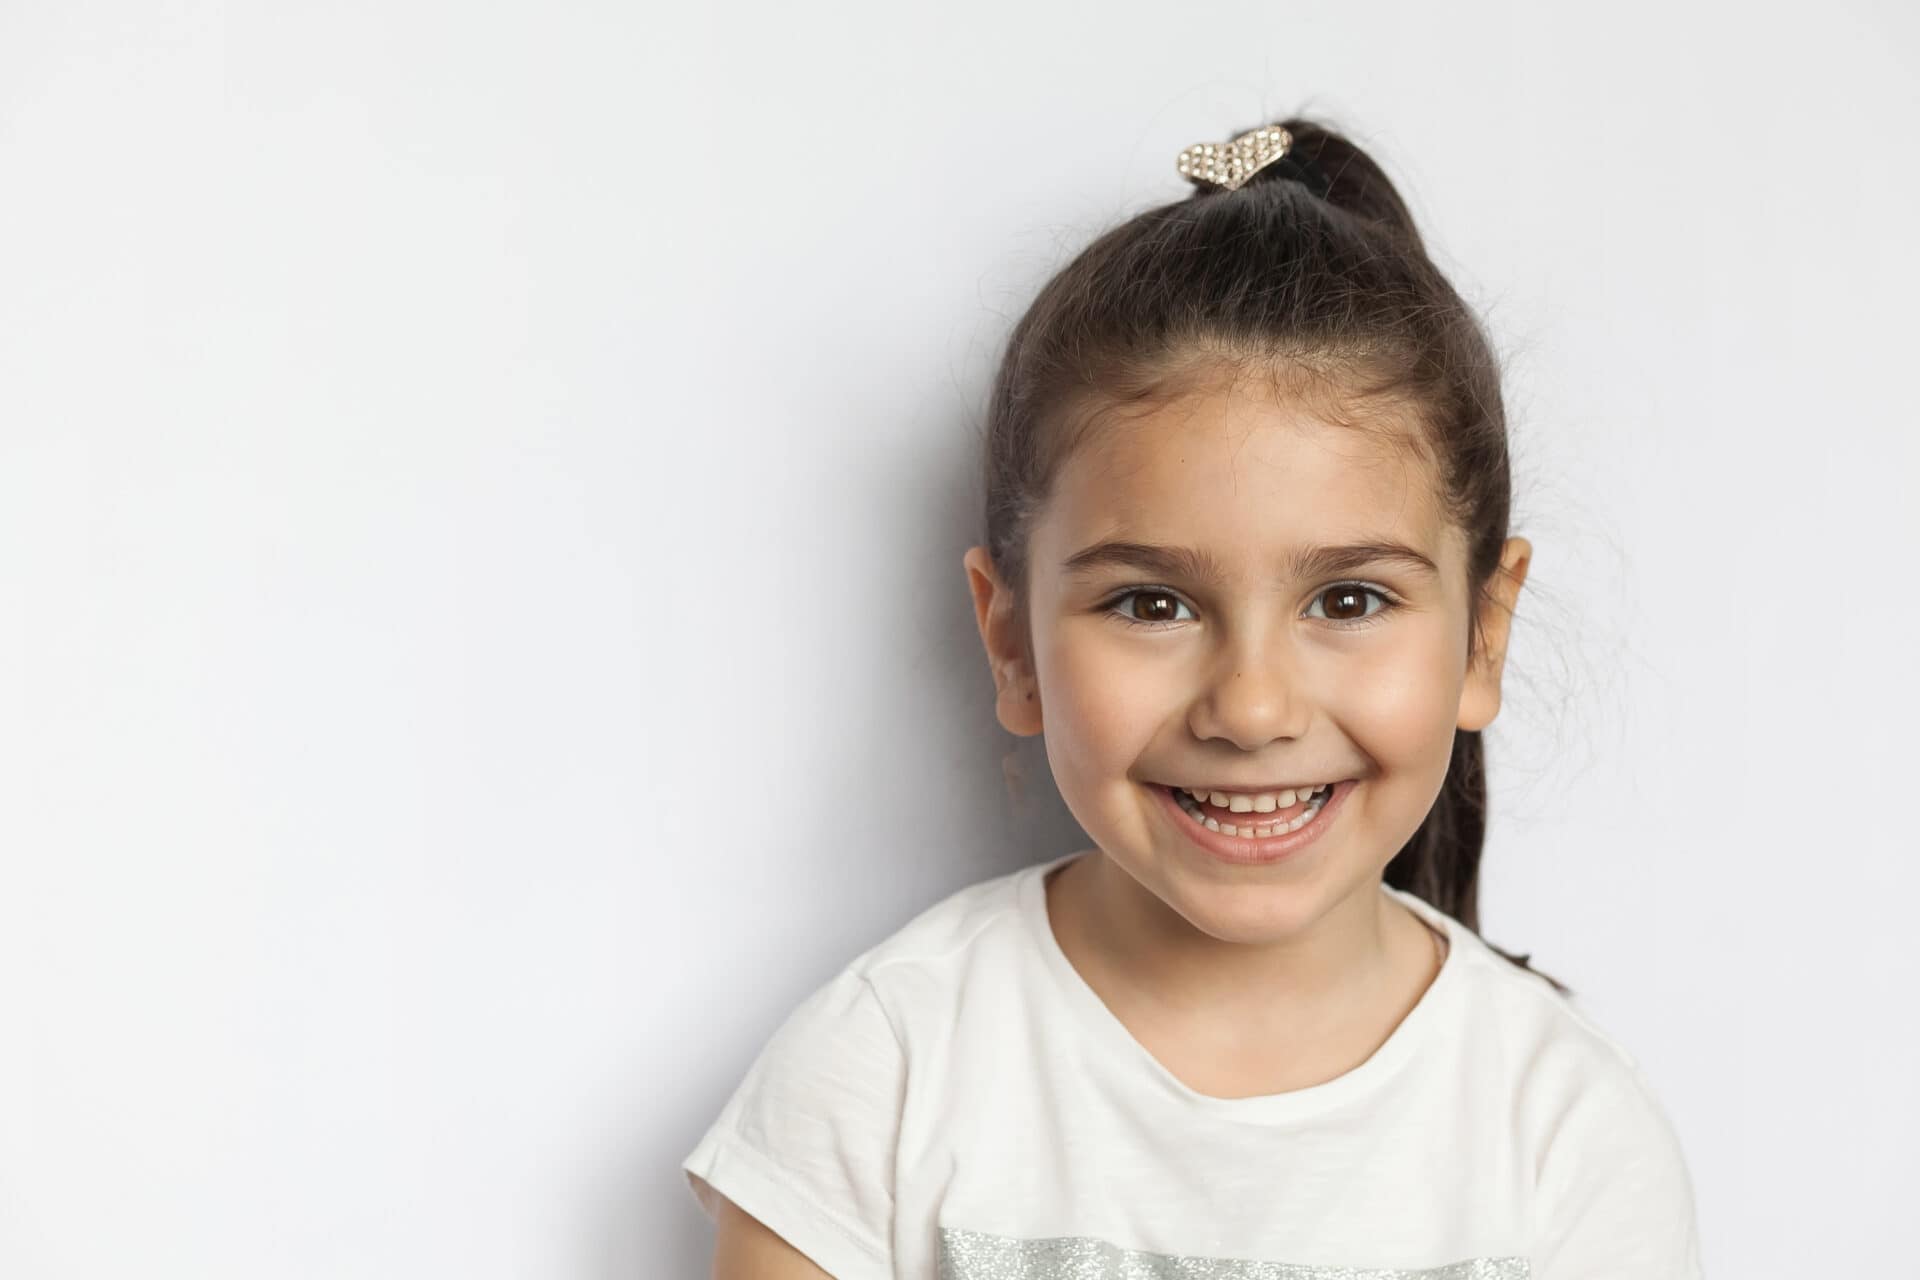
[937,1228,1530,1280]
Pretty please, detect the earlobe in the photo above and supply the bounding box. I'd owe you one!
[997,678,1044,737]
[963,546,1044,737]
[1456,536,1532,733]
[1457,659,1502,733]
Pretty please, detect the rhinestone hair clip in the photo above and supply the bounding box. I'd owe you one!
[1176,124,1294,192]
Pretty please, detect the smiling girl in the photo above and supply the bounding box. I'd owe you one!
[684,116,1703,1279]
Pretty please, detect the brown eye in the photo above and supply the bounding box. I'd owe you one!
[1322,586,1367,620]
[1308,583,1394,626]
[1107,589,1194,627]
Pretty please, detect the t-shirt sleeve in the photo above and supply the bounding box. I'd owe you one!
[1531,1061,1705,1279]
[681,964,905,1280]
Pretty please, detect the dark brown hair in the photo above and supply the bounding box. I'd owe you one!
[977,115,1570,996]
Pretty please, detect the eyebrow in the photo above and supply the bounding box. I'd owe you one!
[1060,538,1441,583]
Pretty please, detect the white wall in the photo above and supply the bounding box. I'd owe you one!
[2,1,1914,1275]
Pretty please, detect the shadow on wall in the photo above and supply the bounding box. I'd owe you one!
[633,414,1090,1278]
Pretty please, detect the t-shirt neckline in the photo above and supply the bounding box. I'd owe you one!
[1016,848,1464,1125]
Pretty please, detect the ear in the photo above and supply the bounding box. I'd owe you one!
[1457,537,1531,733]
[962,545,1043,737]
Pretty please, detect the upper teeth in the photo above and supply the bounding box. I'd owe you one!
[1182,785,1328,812]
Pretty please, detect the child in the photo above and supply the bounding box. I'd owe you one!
[682,116,1703,1279]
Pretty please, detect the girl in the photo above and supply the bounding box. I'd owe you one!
[682,116,1703,1279]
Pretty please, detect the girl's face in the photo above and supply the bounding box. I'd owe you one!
[964,378,1529,945]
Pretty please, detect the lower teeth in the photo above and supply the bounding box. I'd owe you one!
[1173,785,1331,838]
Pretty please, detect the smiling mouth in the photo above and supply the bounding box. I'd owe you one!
[1159,781,1337,838]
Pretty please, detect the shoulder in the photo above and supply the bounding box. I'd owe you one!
[1404,888,1658,1097]
[681,860,1041,1277]
[1421,902,1704,1277]
[841,858,1040,1033]
[854,858,1035,970]
[746,859,1031,1073]
[729,857,1034,1109]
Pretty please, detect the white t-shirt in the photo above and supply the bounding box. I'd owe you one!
[681,849,1704,1279]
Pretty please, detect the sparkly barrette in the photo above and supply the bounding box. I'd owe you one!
[1176,123,1329,197]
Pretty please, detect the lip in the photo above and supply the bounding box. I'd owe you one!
[1150,778,1355,866]
[1169,783,1337,797]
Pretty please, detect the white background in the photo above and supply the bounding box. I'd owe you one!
[3,2,1916,1276]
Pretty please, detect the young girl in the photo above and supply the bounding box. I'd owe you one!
[682,117,1703,1279]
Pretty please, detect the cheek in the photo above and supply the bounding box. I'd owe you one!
[1330,628,1465,764]
[1039,627,1167,767]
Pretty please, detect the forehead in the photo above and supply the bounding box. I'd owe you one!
[1041,383,1453,568]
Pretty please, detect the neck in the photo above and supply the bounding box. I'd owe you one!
[1064,850,1435,1039]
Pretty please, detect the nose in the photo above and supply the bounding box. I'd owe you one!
[1185,626,1312,751]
